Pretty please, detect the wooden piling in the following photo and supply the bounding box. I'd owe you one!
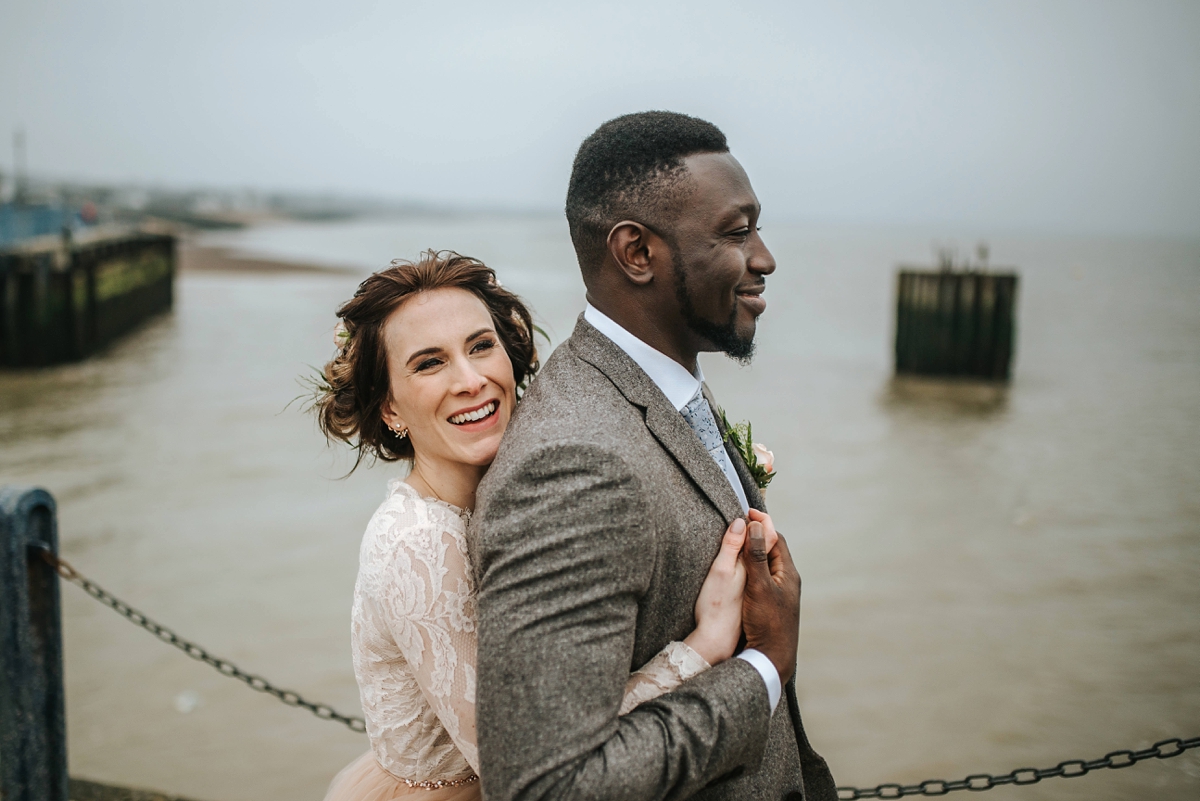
[895,269,1018,381]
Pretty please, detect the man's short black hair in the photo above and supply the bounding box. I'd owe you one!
[565,111,729,276]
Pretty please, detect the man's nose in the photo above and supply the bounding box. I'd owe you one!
[748,233,776,276]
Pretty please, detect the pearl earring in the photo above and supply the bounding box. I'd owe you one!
[392,426,408,439]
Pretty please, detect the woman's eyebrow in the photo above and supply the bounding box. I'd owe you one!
[406,329,493,365]
[405,346,443,366]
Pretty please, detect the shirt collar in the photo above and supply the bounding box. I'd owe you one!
[584,302,703,412]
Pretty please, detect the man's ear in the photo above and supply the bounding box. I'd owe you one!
[606,221,666,287]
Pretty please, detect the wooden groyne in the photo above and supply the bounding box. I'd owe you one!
[0,232,175,367]
[895,268,1019,381]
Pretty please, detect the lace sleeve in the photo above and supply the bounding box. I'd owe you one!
[371,493,707,773]
[376,511,480,773]
[619,640,711,716]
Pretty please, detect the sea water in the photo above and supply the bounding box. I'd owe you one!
[1,215,1197,800]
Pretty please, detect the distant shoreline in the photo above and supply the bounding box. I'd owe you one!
[177,243,357,275]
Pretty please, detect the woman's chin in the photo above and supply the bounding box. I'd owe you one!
[454,435,504,468]
[455,413,510,467]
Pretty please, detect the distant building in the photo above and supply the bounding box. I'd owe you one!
[0,202,88,248]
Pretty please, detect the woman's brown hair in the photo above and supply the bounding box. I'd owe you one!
[312,250,539,471]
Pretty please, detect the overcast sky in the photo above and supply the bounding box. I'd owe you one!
[2,0,1198,235]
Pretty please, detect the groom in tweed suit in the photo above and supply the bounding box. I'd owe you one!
[470,112,837,801]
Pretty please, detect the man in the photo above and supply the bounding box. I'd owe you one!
[470,111,837,800]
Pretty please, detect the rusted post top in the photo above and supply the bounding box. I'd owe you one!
[0,485,68,801]
[897,264,1018,278]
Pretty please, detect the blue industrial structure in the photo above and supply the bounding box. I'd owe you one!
[0,203,92,248]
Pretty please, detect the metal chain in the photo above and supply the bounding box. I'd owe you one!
[32,545,1200,791]
[34,546,367,734]
[837,736,1200,798]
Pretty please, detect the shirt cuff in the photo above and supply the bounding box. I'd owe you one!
[736,648,782,713]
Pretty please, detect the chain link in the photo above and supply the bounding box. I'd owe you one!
[33,545,1200,790]
[35,546,366,734]
[837,737,1200,798]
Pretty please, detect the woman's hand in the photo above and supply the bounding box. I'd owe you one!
[684,517,749,665]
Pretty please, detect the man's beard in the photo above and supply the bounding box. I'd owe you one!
[674,255,756,364]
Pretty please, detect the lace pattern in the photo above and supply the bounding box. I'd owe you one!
[619,640,711,715]
[351,479,711,785]
[352,479,478,782]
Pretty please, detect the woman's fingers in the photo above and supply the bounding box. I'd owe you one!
[747,509,779,552]
[714,517,747,572]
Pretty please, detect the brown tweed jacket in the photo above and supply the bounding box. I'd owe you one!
[469,315,836,801]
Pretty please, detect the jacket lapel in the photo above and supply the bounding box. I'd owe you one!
[568,316,744,525]
[703,384,766,513]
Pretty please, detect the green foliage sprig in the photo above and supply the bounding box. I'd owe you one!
[718,408,776,490]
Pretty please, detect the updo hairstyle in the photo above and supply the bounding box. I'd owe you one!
[313,250,539,470]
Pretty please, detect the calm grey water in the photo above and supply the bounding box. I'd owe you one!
[1,216,1197,800]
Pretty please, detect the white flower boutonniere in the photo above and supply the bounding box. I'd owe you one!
[717,408,776,490]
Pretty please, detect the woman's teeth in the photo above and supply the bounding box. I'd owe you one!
[450,401,497,425]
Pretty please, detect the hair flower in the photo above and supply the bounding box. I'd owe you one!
[333,320,350,350]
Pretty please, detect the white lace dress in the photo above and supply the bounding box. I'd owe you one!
[324,479,711,801]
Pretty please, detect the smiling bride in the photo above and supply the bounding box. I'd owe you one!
[312,250,769,801]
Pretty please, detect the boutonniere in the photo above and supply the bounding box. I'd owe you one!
[717,408,776,490]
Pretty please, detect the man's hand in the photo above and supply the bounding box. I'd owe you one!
[740,518,801,684]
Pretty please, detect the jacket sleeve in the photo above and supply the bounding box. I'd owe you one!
[472,442,772,801]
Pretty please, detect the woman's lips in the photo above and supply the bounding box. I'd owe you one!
[448,399,501,431]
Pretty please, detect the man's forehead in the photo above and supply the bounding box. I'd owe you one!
[672,151,753,220]
[680,152,759,214]
[683,151,746,177]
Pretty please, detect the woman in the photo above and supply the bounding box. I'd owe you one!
[314,251,774,801]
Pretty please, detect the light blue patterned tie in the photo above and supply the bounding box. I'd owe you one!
[680,389,749,513]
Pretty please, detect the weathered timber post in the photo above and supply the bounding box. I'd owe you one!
[0,232,175,367]
[895,269,1019,381]
[0,486,68,801]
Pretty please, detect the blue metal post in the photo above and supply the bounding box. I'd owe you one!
[0,486,68,801]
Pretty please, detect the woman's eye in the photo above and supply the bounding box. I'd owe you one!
[471,339,496,353]
[415,358,443,372]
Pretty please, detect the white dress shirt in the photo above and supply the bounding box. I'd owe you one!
[584,303,782,713]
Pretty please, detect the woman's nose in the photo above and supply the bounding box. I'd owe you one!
[450,359,488,394]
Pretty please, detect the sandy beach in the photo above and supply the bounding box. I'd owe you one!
[176,241,356,275]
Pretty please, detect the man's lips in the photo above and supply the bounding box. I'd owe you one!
[736,284,767,315]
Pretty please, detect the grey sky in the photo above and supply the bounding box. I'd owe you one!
[2,0,1198,235]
